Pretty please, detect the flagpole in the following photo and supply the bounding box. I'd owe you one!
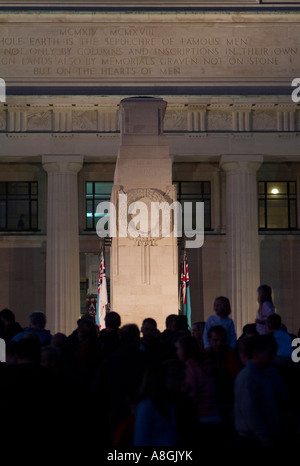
[101,238,105,262]
[179,238,192,330]
[96,239,108,330]
[178,238,184,314]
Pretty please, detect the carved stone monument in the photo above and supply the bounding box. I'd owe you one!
[110,97,178,331]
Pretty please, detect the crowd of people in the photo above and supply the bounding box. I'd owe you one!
[0,285,300,454]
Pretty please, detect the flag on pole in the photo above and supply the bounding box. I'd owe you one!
[96,249,108,330]
[179,251,192,330]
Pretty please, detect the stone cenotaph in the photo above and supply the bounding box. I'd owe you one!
[109,97,178,331]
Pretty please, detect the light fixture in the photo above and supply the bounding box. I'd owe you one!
[271,188,279,195]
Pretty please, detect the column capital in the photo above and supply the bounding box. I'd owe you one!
[42,155,83,175]
[220,155,263,174]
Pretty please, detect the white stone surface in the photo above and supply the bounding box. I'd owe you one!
[220,155,263,337]
[42,155,83,335]
[1,12,300,87]
[110,98,178,331]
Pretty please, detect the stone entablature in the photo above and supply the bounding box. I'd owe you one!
[2,1,300,7]
[1,99,299,133]
[1,12,300,88]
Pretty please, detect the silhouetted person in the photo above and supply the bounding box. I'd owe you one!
[140,317,163,365]
[203,325,241,445]
[266,313,300,441]
[141,317,159,343]
[133,362,179,446]
[191,321,206,350]
[164,314,178,334]
[159,314,179,360]
[50,332,79,378]
[236,323,259,366]
[175,334,222,447]
[76,316,101,387]
[234,334,290,450]
[40,345,60,372]
[11,311,52,346]
[203,296,237,350]
[66,314,97,362]
[266,313,293,363]
[176,314,190,334]
[0,336,55,450]
[91,323,148,442]
[255,284,275,335]
[98,311,121,361]
[0,308,23,342]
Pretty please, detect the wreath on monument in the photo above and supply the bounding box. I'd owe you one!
[117,186,176,244]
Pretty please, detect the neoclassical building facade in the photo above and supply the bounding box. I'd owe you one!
[1,2,300,336]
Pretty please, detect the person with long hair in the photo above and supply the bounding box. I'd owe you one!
[203,296,237,350]
[175,334,223,446]
[133,362,179,446]
[255,284,275,335]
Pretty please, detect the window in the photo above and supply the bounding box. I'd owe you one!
[176,181,211,231]
[258,181,297,230]
[85,180,211,233]
[85,181,113,231]
[0,182,38,231]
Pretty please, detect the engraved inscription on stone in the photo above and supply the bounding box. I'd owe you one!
[0,22,299,85]
[1,1,260,5]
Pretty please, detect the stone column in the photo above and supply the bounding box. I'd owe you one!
[42,155,83,335]
[220,155,263,337]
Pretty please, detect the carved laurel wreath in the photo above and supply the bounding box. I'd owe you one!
[117,187,175,244]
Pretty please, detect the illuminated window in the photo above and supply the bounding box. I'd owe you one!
[0,182,38,232]
[258,181,297,230]
[176,181,211,231]
[85,181,113,231]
